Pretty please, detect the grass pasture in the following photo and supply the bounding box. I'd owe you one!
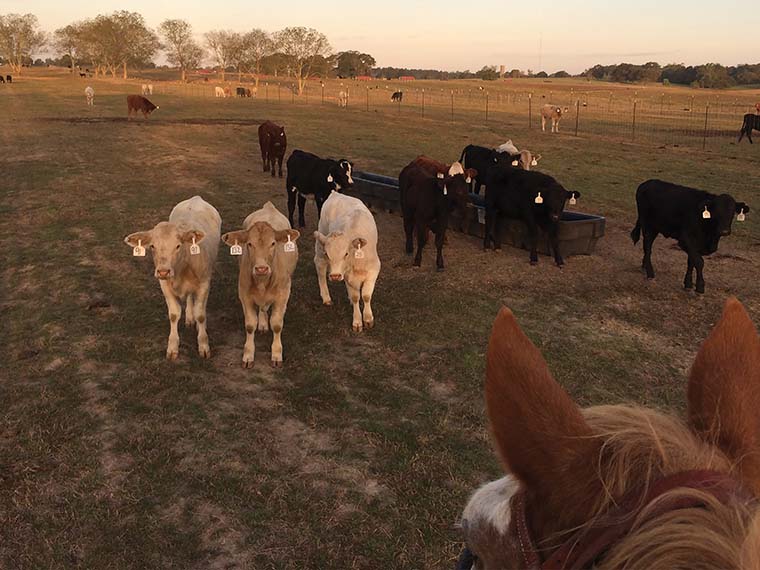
[2,68,760,569]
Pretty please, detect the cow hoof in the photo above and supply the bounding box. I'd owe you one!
[696,286,705,295]
[242,359,254,369]
[352,323,363,332]
[199,347,211,359]
[436,266,445,272]
[530,260,538,266]
[364,320,374,329]
[323,299,332,306]
[684,283,693,290]
[166,350,179,361]
[271,360,283,369]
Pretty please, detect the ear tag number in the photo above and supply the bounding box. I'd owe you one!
[512,160,519,166]
[737,210,746,222]
[284,235,296,253]
[133,239,146,257]
[190,236,201,255]
[569,194,577,206]
[354,244,365,259]
[535,192,543,204]
[230,240,242,256]
[327,174,333,183]
[531,159,538,167]
[702,207,711,220]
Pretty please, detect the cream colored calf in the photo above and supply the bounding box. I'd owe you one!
[124,196,221,360]
[541,104,567,133]
[85,86,94,106]
[222,202,300,368]
[314,192,381,332]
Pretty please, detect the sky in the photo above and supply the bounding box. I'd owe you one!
[6,0,760,73]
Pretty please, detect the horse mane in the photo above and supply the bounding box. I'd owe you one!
[542,404,760,569]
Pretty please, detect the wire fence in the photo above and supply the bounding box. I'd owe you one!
[153,77,760,153]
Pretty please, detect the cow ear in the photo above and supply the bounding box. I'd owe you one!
[275,229,300,243]
[313,231,327,245]
[352,237,367,249]
[736,202,750,214]
[221,230,248,246]
[181,229,205,243]
[124,231,152,248]
[688,297,760,496]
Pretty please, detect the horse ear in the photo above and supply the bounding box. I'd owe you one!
[688,297,760,496]
[486,307,602,535]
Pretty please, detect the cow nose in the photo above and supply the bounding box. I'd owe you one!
[720,230,731,236]
[156,269,171,279]
[329,273,343,281]
[254,266,270,275]
[551,214,560,222]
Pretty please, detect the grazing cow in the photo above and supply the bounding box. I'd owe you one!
[5,75,11,83]
[338,90,348,107]
[483,168,580,266]
[458,298,760,570]
[124,196,221,360]
[245,88,254,98]
[314,192,381,332]
[141,84,153,96]
[391,91,403,102]
[495,140,542,171]
[214,86,225,98]
[221,202,300,368]
[399,157,474,270]
[631,179,749,294]
[0,76,5,84]
[738,113,760,144]
[84,86,94,106]
[258,120,287,178]
[236,87,246,97]
[755,102,760,114]
[460,145,517,195]
[285,150,355,227]
[541,104,568,133]
[127,95,159,119]
[224,87,232,97]
[79,72,86,78]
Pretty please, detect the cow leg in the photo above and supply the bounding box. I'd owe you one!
[684,258,694,289]
[681,237,706,293]
[527,222,539,265]
[693,255,706,294]
[314,250,332,305]
[287,188,297,227]
[549,225,564,267]
[241,297,258,368]
[269,301,286,367]
[257,304,270,331]
[554,118,559,133]
[403,214,415,254]
[297,194,307,228]
[346,281,363,332]
[642,230,657,279]
[194,282,211,358]
[749,129,754,144]
[541,116,546,132]
[262,150,268,172]
[315,197,325,221]
[270,153,276,177]
[413,221,427,267]
[434,226,446,271]
[360,274,378,329]
[492,213,502,251]
[483,209,493,250]
[159,280,182,360]
[278,156,284,178]
[185,293,195,326]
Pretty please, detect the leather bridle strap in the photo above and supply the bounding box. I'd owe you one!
[513,470,751,570]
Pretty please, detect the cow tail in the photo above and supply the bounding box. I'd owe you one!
[630,220,641,245]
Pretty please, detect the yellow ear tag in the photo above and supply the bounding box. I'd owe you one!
[230,240,242,256]
[512,160,519,166]
[284,234,296,252]
[569,195,577,206]
[535,192,543,204]
[190,236,200,255]
[354,243,365,259]
[702,207,711,220]
[133,239,146,257]
[737,210,746,222]
[531,159,538,167]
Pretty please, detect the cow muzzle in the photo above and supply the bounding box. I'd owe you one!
[720,230,731,237]
[329,273,344,282]
[254,265,271,276]
[156,268,172,280]
[550,214,560,222]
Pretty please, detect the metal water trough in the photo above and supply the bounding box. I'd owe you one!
[352,171,606,257]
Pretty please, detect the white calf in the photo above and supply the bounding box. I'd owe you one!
[124,196,221,360]
[338,91,348,108]
[84,86,94,106]
[215,86,226,98]
[314,192,381,332]
[141,84,153,96]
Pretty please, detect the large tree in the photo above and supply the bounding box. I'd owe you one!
[111,11,158,79]
[272,27,331,95]
[54,22,87,71]
[0,13,46,74]
[205,30,240,82]
[335,51,375,78]
[241,29,271,87]
[159,19,203,82]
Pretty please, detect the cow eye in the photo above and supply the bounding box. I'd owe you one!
[271,241,276,247]
[175,244,180,250]
[344,252,348,257]
[150,244,155,250]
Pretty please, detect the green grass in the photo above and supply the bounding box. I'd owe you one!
[1,68,760,569]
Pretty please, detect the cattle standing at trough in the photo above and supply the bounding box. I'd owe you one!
[541,104,568,133]
[124,196,221,360]
[258,121,287,178]
[84,86,94,106]
[399,157,474,271]
[458,298,760,570]
[314,191,381,332]
[631,179,749,294]
[738,113,760,143]
[221,202,300,368]
[127,95,159,119]
[495,140,542,171]
[285,150,354,227]
[460,145,519,195]
[391,91,403,102]
[483,168,580,266]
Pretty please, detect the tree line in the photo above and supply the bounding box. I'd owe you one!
[583,62,760,88]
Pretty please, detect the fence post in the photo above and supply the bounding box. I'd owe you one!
[450,90,454,121]
[291,85,295,104]
[265,82,268,103]
[632,100,637,141]
[702,104,709,149]
[346,87,349,108]
[528,92,532,128]
[278,83,281,103]
[574,99,580,137]
[421,88,425,117]
[321,82,324,105]
[366,87,369,111]
[485,92,489,121]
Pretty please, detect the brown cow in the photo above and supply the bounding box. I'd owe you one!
[258,121,287,178]
[127,95,159,119]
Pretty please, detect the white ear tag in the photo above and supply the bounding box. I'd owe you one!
[230,240,242,256]
[354,243,365,259]
[512,160,519,166]
[133,239,146,257]
[437,172,444,179]
[569,194,577,205]
[190,236,200,255]
[535,192,543,204]
[284,234,296,252]
[327,174,333,183]
[702,206,711,220]
[443,185,448,195]
[737,210,746,222]
[531,159,538,167]
[466,176,471,184]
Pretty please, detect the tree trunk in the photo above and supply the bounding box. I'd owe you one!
[221,68,225,82]
[123,61,128,79]
[238,68,242,82]
[181,68,186,82]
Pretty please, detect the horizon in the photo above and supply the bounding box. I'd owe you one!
[8,0,760,74]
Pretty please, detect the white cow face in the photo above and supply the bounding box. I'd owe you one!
[222,222,300,278]
[125,222,205,280]
[314,231,367,281]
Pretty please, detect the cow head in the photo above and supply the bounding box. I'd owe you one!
[699,195,748,253]
[222,222,300,278]
[534,186,580,222]
[274,126,286,148]
[125,222,205,280]
[314,231,366,281]
[511,151,541,171]
[328,160,354,190]
[441,162,476,210]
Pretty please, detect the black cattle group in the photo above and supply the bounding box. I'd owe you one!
[0,75,11,84]
[264,121,750,295]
